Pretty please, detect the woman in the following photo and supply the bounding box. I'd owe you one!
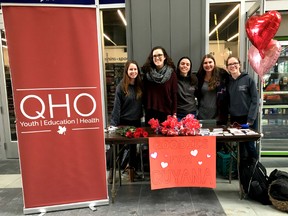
[110,60,143,182]
[226,56,259,161]
[142,46,178,125]
[196,54,229,125]
[176,56,198,120]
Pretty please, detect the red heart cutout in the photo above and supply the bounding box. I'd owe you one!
[246,11,281,58]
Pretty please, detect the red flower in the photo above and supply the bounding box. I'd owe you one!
[116,126,149,138]
[148,118,160,129]
[135,128,144,134]
[133,131,141,138]
[126,131,133,138]
[149,113,201,136]
[142,131,148,137]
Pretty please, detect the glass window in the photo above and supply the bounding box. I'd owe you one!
[102,9,127,125]
[209,2,239,69]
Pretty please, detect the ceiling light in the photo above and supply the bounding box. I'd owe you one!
[209,4,240,37]
[103,33,117,46]
[227,33,239,42]
[117,9,127,26]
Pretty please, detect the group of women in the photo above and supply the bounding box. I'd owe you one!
[109,46,259,183]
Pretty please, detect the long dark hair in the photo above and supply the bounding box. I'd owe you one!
[142,46,175,73]
[121,60,143,100]
[197,54,220,90]
[176,56,197,86]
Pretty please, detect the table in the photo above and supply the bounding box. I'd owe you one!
[105,127,261,203]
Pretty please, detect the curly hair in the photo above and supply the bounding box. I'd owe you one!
[141,46,175,73]
[122,60,143,100]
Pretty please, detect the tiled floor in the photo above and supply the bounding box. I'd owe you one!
[0,157,288,216]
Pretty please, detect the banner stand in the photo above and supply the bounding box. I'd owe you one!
[2,3,109,214]
[24,199,109,215]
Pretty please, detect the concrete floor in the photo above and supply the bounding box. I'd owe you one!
[0,157,288,216]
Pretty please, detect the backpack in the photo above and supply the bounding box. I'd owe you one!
[240,160,271,205]
[268,169,288,185]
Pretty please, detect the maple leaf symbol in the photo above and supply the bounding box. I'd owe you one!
[57,126,66,135]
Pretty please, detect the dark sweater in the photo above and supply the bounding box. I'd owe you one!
[143,71,178,115]
[196,68,229,125]
[110,81,143,126]
[177,74,197,115]
[228,72,259,124]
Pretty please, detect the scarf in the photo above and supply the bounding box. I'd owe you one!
[146,65,173,84]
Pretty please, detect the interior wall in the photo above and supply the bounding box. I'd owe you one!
[126,0,206,71]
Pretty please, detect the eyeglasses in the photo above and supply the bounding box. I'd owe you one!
[153,54,164,59]
[227,62,239,67]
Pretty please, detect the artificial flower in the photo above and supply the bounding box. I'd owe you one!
[148,113,201,136]
[116,126,148,138]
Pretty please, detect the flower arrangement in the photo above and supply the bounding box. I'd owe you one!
[116,126,149,138]
[148,114,201,136]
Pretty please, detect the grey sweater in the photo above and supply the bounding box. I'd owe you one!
[110,81,143,126]
[228,73,259,124]
[177,75,197,115]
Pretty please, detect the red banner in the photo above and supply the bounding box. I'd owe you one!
[2,6,108,213]
[149,136,216,190]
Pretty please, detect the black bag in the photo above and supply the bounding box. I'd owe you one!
[269,178,288,201]
[268,169,288,185]
[240,160,271,205]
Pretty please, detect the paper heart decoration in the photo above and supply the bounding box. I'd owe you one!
[151,152,157,159]
[161,162,168,168]
[190,149,198,157]
[198,161,203,165]
[246,10,281,58]
[248,39,281,81]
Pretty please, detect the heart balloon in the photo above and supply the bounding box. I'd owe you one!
[246,11,281,58]
[248,39,281,80]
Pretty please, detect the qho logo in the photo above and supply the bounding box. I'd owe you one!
[20,93,96,120]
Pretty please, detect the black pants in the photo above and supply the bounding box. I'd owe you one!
[109,119,141,169]
[230,115,258,160]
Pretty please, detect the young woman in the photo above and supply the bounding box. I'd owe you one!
[142,46,178,125]
[109,60,143,182]
[226,56,259,161]
[196,54,229,125]
[176,56,198,120]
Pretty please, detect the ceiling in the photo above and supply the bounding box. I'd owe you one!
[209,2,239,41]
[102,3,239,46]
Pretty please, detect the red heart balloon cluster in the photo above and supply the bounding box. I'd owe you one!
[246,11,282,80]
[246,10,281,58]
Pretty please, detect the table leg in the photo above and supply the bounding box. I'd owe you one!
[118,144,122,186]
[237,142,245,199]
[140,144,144,179]
[111,144,116,203]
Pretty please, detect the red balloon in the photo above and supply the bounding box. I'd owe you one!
[248,39,281,80]
[246,11,281,58]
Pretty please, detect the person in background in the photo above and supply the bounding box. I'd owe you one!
[109,60,143,183]
[176,56,198,120]
[142,46,178,125]
[226,56,259,161]
[196,54,229,125]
